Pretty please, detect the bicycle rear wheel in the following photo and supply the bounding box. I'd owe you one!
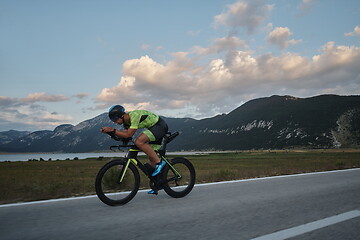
[95,159,140,206]
[162,157,196,198]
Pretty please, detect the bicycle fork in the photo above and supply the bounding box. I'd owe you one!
[116,158,137,184]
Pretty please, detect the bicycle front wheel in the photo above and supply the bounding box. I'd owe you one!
[95,159,140,206]
[162,157,196,198]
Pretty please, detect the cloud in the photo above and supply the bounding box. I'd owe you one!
[0,106,73,131]
[0,93,73,131]
[22,92,69,103]
[193,36,248,55]
[0,93,69,107]
[267,27,302,49]
[214,0,274,34]
[262,22,273,33]
[42,112,72,123]
[96,41,360,117]
[0,96,18,107]
[345,26,360,37]
[73,93,89,99]
[73,93,90,104]
[97,54,199,111]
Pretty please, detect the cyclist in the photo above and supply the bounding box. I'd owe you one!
[100,105,168,193]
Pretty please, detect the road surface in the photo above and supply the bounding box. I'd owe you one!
[1,168,359,240]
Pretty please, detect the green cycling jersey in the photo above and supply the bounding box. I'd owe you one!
[128,110,159,129]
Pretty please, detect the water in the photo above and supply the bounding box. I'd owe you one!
[0,152,126,162]
[0,151,211,162]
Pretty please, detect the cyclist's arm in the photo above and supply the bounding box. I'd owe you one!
[114,128,136,138]
[100,127,136,138]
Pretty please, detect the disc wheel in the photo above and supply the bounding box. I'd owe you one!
[162,157,196,198]
[95,159,140,206]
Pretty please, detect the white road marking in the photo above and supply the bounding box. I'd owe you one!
[0,168,359,208]
[250,210,360,240]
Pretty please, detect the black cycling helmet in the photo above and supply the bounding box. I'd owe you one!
[108,105,125,122]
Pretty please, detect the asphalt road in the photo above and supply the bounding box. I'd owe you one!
[1,169,359,240]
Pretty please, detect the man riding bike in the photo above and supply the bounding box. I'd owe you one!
[100,105,168,194]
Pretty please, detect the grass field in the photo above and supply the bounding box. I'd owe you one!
[1,149,359,204]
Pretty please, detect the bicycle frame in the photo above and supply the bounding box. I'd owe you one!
[118,147,182,184]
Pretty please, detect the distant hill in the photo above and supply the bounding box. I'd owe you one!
[0,114,120,153]
[169,95,360,150]
[0,95,359,152]
[0,130,31,145]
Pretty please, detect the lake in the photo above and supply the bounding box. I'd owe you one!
[0,151,212,162]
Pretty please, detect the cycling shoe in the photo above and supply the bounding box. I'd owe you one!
[152,161,166,176]
[147,189,158,195]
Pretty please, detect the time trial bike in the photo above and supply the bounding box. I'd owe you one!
[95,131,196,206]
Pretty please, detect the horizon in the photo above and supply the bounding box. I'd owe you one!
[2,93,359,133]
[1,0,360,132]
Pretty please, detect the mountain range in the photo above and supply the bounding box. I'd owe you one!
[1,94,359,152]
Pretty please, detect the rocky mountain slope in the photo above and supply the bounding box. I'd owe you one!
[169,95,360,150]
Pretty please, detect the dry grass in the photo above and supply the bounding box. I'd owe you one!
[0,149,359,204]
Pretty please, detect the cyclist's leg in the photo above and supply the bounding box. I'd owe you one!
[135,133,160,167]
[136,118,168,176]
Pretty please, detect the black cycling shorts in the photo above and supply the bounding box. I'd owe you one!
[143,117,168,144]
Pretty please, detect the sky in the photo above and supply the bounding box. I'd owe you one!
[1,0,360,132]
